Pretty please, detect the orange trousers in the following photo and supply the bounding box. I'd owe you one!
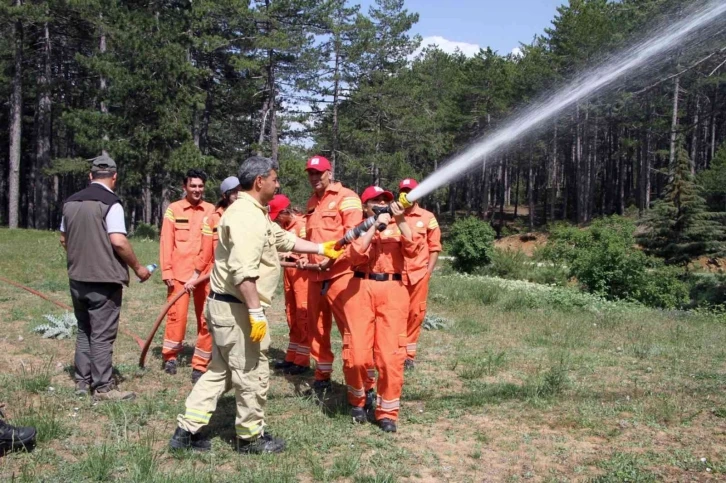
[342,277,408,421]
[162,279,212,372]
[406,272,431,360]
[283,268,310,367]
[308,272,360,382]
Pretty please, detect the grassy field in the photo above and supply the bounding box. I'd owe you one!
[1,228,726,481]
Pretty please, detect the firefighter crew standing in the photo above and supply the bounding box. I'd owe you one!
[184,176,241,292]
[160,169,215,382]
[302,156,364,396]
[269,194,311,375]
[344,186,424,433]
[399,178,442,370]
[169,156,344,454]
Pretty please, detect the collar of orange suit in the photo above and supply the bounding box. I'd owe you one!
[405,203,423,217]
[178,198,208,210]
[313,181,342,201]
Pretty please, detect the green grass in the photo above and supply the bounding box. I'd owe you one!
[2,228,726,481]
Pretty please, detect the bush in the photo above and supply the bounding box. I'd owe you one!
[542,216,689,309]
[131,222,159,240]
[687,273,726,308]
[448,217,496,272]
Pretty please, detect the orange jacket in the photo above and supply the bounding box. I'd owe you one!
[403,205,442,285]
[160,199,214,281]
[304,182,362,281]
[194,206,224,274]
[280,214,307,264]
[350,220,424,284]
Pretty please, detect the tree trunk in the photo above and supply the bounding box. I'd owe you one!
[331,48,341,178]
[143,173,152,224]
[691,95,700,173]
[528,151,534,230]
[668,75,680,169]
[100,14,109,154]
[550,122,558,221]
[8,0,23,229]
[34,19,52,230]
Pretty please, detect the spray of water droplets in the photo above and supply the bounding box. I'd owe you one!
[407,0,726,202]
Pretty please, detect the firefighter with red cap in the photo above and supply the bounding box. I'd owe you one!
[343,186,424,432]
[269,194,311,375]
[302,155,363,397]
[398,178,442,370]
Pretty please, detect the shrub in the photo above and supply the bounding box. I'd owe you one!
[448,217,496,272]
[132,222,159,240]
[543,216,689,309]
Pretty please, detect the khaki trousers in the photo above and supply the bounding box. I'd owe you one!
[176,298,271,440]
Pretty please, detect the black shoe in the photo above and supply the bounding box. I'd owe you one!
[364,389,376,411]
[404,359,415,371]
[274,360,293,371]
[235,433,285,454]
[351,407,367,424]
[312,379,332,398]
[0,411,37,455]
[169,427,211,452]
[164,360,178,375]
[284,364,310,376]
[191,369,204,384]
[377,418,397,433]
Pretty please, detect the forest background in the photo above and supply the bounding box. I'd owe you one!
[2,0,726,239]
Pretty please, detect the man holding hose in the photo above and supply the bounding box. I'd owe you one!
[170,156,344,454]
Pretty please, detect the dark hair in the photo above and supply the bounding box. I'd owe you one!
[216,191,235,210]
[91,171,115,180]
[184,169,207,185]
[238,156,279,190]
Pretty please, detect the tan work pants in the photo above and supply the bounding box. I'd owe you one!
[176,297,271,440]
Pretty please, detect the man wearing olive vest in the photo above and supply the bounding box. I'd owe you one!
[60,154,151,401]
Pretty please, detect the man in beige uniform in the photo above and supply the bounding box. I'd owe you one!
[169,156,343,454]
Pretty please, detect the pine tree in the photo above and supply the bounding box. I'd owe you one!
[638,141,726,264]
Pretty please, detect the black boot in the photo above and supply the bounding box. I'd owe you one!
[164,360,178,375]
[273,360,293,371]
[169,427,211,452]
[235,433,285,454]
[351,407,367,424]
[311,379,332,400]
[377,418,397,433]
[284,364,311,376]
[364,389,376,411]
[404,359,415,371]
[0,410,36,455]
[191,369,204,384]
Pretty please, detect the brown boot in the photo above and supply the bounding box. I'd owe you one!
[93,387,136,402]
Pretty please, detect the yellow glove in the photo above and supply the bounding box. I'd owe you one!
[248,308,268,342]
[399,192,413,209]
[318,240,345,259]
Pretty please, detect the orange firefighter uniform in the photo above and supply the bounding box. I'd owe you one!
[160,198,214,371]
[305,183,363,382]
[281,214,311,367]
[403,205,442,361]
[344,219,424,421]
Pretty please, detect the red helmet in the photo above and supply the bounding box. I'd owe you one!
[305,155,332,172]
[399,178,419,191]
[360,186,393,204]
[268,194,290,221]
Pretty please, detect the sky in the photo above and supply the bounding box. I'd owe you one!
[358,0,566,58]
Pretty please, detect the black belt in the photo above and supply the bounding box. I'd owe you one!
[208,292,242,304]
[354,271,402,282]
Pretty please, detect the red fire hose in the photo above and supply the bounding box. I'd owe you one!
[0,275,146,348]
[138,261,321,368]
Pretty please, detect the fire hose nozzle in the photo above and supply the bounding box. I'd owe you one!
[399,192,413,209]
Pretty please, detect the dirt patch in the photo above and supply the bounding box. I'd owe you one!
[495,233,548,257]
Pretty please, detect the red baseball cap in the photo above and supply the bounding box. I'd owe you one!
[305,155,332,172]
[360,186,393,204]
[399,178,418,191]
[268,194,290,221]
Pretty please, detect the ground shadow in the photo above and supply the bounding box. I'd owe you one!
[151,345,195,366]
